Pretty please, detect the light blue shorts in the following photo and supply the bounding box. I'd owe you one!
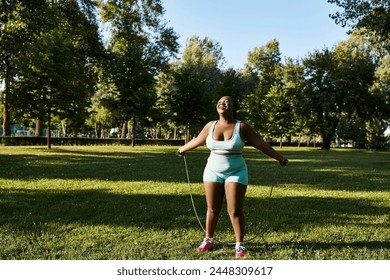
[203,152,248,185]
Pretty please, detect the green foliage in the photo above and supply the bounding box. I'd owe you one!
[0,146,389,259]
[0,0,49,135]
[241,39,283,134]
[1,1,388,150]
[299,33,379,149]
[1,0,103,139]
[328,0,390,52]
[98,0,179,131]
[159,36,224,134]
[336,116,366,146]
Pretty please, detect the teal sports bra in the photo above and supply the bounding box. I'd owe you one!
[206,120,245,153]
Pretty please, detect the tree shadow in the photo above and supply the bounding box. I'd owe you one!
[1,186,389,260]
[0,149,208,182]
[245,149,390,192]
[0,188,201,231]
[2,188,388,234]
[1,148,388,191]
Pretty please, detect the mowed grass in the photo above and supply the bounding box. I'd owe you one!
[0,145,389,260]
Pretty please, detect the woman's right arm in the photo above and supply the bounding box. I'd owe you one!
[177,121,213,156]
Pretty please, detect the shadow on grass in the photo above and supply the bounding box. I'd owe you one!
[1,188,389,233]
[0,150,207,183]
[273,240,390,251]
[1,148,389,191]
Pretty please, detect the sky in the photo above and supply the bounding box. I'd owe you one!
[161,0,350,69]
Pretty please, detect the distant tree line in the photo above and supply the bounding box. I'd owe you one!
[1,0,389,149]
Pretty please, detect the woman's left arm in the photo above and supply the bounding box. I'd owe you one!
[241,122,288,166]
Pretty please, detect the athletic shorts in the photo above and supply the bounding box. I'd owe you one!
[203,152,248,185]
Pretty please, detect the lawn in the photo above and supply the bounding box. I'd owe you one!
[0,145,389,260]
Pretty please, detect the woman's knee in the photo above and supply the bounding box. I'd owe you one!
[227,208,244,218]
[207,206,222,215]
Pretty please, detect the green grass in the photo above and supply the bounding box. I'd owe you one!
[0,145,389,260]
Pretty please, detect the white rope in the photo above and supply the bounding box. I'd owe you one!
[183,155,206,232]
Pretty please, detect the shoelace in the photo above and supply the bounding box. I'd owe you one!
[236,245,246,252]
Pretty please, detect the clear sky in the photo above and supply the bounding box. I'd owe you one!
[161,0,350,69]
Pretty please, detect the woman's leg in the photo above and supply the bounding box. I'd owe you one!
[225,182,247,242]
[203,181,225,239]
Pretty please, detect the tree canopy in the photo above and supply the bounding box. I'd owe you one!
[1,0,389,149]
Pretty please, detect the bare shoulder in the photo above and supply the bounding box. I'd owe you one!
[238,121,252,142]
[239,121,253,132]
[239,121,264,145]
[198,120,214,136]
[203,120,214,131]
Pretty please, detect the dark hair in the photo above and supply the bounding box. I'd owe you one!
[228,96,238,119]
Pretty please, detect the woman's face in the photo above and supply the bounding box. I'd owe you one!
[216,96,234,114]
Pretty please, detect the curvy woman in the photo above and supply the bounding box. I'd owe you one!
[177,96,288,258]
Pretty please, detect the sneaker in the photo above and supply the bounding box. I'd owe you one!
[235,244,246,258]
[196,237,214,252]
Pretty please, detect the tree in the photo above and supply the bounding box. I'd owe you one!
[98,0,178,146]
[300,35,377,149]
[264,58,304,147]
[300,48,339,149]
[280,58,306,146]
[161,35,224,142]
[328,0,390,52]
[336,116,366,147]
[0,0,48,136]
[365,53,390,149]
[240,39,282,134]
[12,0,103,147]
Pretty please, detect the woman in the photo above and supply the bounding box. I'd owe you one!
[177,96,288,258]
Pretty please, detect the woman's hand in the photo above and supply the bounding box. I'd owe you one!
[280,157,288,166]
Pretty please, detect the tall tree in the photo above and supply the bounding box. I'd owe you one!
[300,48,339,149]
[264,58,303,146]
[300,35,377,149]
[162,35,224,141]
[12,0,103,147]
[0,0,48,136]
[365,53,390,148]
[240,39,282,134]
[328,0,390,52]
[98,0,178,146]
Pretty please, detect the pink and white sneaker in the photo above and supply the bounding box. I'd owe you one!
[196,237,214,252]
[235,243,246,258]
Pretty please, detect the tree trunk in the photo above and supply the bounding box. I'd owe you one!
[61,121,68,137]
[95,122,101,138]
[35,118,43,136]
[297,133,301,148]
[279,134,283,148]
[321,119,339,149]
[121,122,127,138]
[2,64,11,136]
[185,123,190,144]
[131,115,136,147]
[47,96,52,149]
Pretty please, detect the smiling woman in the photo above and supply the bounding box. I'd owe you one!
[177,96,288,257]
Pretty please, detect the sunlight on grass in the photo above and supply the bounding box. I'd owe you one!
[0,146,389,260]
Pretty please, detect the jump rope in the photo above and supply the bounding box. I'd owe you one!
[181,154,287,246]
